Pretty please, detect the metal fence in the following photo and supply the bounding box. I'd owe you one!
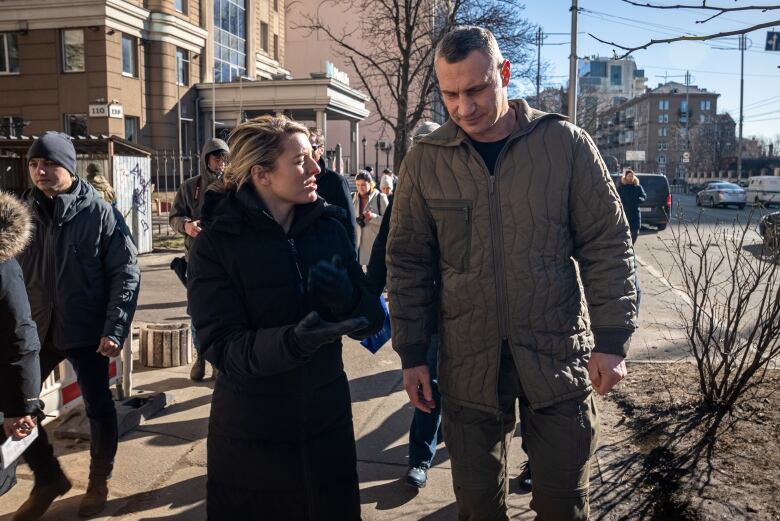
[150,151,200,238]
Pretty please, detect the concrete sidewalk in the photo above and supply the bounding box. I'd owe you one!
[0,251,685,520]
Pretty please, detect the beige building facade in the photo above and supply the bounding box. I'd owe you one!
[0,0,289,157]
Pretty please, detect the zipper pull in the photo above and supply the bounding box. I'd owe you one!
[288,238,305,294]
[489,175,495,195]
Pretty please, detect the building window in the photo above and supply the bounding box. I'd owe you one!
[610,65,622,86]
[590,61,607,78]
[214,0,247,83]
[0,33,20,74]
[700,114,706,124]
[657,142,666,151]
[0,116,24,137]
[658,127,668,137]
[175,0,187,13]
[62,29,85,72]
[659,99,669,111]
[64,114,88,137]
[273,34,278,61]
[122,34,137,77]
[124,116,139,142]
[658,154,666,164]
[274,0,279,11]
[700,100,711,111]
[176,47,189,85]
[657,113,668,123]
[261,22,269,52]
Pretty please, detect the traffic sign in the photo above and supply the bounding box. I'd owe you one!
[682,151,690,163]
[766,31,780,51]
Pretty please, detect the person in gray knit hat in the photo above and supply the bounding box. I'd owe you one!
[169,138,229,382]
[15,132,140,519]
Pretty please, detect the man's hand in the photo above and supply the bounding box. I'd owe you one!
[97,336,122,358]
[588,352,627,395]
[403,365,436,413]
[184,220,202,238]
[3,415,36,439]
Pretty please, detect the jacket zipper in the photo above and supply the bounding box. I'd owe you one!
[287,238,305,295]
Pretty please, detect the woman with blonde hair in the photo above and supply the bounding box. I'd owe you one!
[617,169,647,244]
[187,115,384,520]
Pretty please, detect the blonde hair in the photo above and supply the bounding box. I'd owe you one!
[621,169,639,186]
[222,115,309,191]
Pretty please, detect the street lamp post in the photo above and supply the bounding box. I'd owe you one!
[384,143,393,172]
[362,137,367,170]
[374,142,380,173]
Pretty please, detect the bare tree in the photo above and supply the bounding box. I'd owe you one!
[297,0,537,170]
[663,211,780,428]
[589,1,780,59]
[689,114,736,176]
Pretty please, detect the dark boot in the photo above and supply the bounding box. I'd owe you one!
[190,354,206,382]
[13,468,71,521]
[77,478,108,517]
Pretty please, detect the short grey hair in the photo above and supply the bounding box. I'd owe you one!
[435,26,504,67]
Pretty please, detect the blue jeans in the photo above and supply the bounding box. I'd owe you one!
[24,339,117,482]
[408,335,442,469]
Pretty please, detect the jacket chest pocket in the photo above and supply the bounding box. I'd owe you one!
[429,199,473,273]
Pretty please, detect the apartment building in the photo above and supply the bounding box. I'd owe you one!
[578,56,647,113]
[594,81,722,181]
[0,0,287,155]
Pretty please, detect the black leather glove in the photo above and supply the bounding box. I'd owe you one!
[308,255,357,314]
[289,312,369,357]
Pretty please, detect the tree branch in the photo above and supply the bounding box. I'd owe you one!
[589,19,780,59]
[621,0,780,25]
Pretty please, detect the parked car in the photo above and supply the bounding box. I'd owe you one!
[611,172,672,230]
[746,176,780,207]
[695,182,746,209]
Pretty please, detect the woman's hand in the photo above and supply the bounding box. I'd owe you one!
[308,255,356,313]
[363,209,374,223]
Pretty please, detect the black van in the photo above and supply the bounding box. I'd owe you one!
[610,173,672,230]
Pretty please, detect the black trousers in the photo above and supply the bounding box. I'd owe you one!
[23,337,117,483]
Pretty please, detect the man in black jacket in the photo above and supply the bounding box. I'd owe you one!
[308,127,357,249]
[15,132,141,520]
[0,191,40,498]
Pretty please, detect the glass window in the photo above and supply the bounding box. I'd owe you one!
[590,61,607,78]
[261,22,269,52]
[122,34,137,76]
[274,0,279,11]
[64,114,88,137]
[610,65,622,86]
[659,99,669,111]
[124,116,139,142]
[658,127,668,137]
[176,47,189,86]
[62,29,85,72]
[0,116,24,137]
[214,0,246,83]
[658,155,666,164]
[0,33,20,73]
[175,0,187,13]
[273,34,278,61]
[680,100,688,113]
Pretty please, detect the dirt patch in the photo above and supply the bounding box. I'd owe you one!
[591,362,780,521]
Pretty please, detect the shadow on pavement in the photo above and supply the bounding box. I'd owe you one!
[349,370,403,403]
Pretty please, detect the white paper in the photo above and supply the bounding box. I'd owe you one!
[1,426,39,470]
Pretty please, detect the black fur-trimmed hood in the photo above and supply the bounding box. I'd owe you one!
[0,191,33,262]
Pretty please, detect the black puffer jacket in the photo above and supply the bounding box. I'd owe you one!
[187,185,384,520]
[0,192,40,417]
[316,157,357,249]
[18,177,140,348]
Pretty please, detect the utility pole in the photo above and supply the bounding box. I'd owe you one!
[535,27,543,105]
[684,70,690,185]
[738,33,745,180]
[567,0,579,124]
[176,52,184,186]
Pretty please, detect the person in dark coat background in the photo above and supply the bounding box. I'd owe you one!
[617,169,647,245]
[15,132,140,520]
[308,127,356,249]
[187,115,384,520]
[0,191,40,497]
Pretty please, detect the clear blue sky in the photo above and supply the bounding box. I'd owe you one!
[518,1,780,140]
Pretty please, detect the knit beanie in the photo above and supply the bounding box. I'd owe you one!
[27,132,77,175]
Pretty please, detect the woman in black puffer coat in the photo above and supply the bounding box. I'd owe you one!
[617,169,648,244]
[187,116,384,521]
